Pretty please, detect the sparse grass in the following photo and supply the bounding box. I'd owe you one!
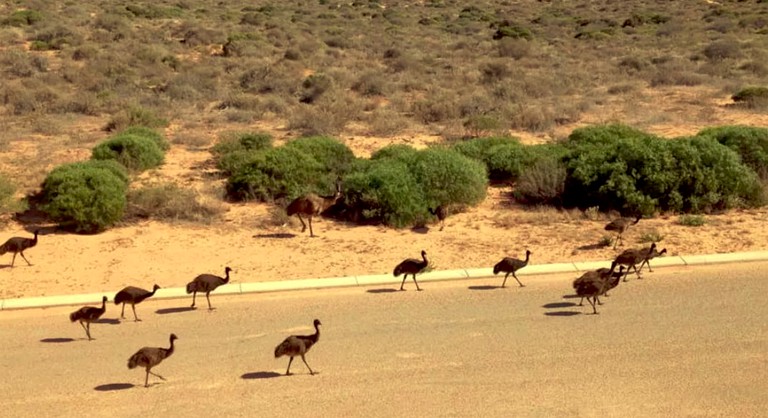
[598,235,613,248]
[639,230,665,243]
[678,214,707,227]
[126,182,225,223]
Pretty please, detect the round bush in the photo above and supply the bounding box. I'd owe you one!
[225,146,326,201]
[452,136,526,182]
[40,161,128,232]
[91,134,164,171]
[212,132,273,157]
[342,159,426,228]
[283,136,356,176]
[409,148,487,208]
[696,125,768,179]
[118,126,170,151]
[566,123,656,146]
[370,144,419,164]
[62,160,130,186]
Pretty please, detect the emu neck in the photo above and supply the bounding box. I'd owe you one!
[166,338,175,356]
[223,270,230,284]
[311,324,321,343]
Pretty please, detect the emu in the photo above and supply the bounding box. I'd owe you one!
[128,333,178,387]
[186,267,232,310]
[286,181,342,238]
[604,215,641,249]
[638,246,667,273]
[393,250,428,291]
[615,243,656,281]
[69,296,108,341]
[493,250,532,288]
[114,284,160,321]
[274,319,321,376]
[428,205,448,231]
[0,229,39,267]
[573,261,618,314]
[574,261,620,307]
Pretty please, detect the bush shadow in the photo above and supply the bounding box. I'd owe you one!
[156,307,197,315]
[241,371,282,380]
[40,337,75,343]
[94,383,135,391]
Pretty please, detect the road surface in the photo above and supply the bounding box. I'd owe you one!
[1,262,767,417]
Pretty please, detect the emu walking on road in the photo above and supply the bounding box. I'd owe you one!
[274,319,322,376]
[186,267,232,310]
[573,261,618,314]
[114,284,160,321]
[0,229,39,267]
[286,181,342,237]
[604,215,641,249]
[638,246,667,273]
[393,250,428,291]
[493,250,532,288]
[615,243,656,281]
[69,296,108,341]
[128,333,178,387]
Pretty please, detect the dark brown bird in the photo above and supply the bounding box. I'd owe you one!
[493,250,532,288]
[114,284,160,321]
[0,229,39,267]
[274,319,321,376]
[128,333,178,387]
[393,250,428,291]
[614,243,656,281]
[186,267,232,310]
[604,215,641,249]
[69,296,108,341]
[428,206,448,231]
[575,265,626,306]
[286,181,342,237]
[638,246,667,273]
[573,261,618,314]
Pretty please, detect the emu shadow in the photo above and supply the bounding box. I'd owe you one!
[241,371,282,380]
[94,383,135,391]
[40,337,75,343]
[544,311,582,317]
[366,288,398,294]
[562,294,581,300]
[542,302,577,309]
[576,242,611,251]
[94,318,121,325]
[410,226,429,234]
[468,285,499,290]
[253,233,296,239]
[156,306,197,315]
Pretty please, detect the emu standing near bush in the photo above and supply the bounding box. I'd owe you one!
[69,296,108,341]
[186,267,232,310]
[393,250,428,291]
[274,319,322,376]
[493,250,531,288]
[605,215,641,249]
[114,284,160,321]
[286,181,342,238]
[428,205,448,231]
[0,229,39,267]
[128,333,178,387]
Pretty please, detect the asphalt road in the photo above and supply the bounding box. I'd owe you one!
[1,262,767,417]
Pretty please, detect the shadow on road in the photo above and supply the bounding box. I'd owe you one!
[94,383,135,391]
[40,337,75,343]
[468,285,499,290]
[544,311,582,317]
[562,294,581,299]
[253,233,296,239]
[156,306,196,315]
[94,318,121,325]
[241,371,282,380]
[366,288,398,294]
[542,302,577,309]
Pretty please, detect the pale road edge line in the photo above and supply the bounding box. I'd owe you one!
[2,251,767,311]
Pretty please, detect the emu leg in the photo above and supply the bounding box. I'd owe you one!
[10,252,16,267]
[512,272,525,287]
[19,251,31,266]
[78,321,89,339]
[588,297,598,314]
[308,216,315,238]
[399,275,407,291]
[206,292,213,311]
[86,322,92,341]
[120,303,126,319]
[413,274,422,291]
[578,297,584,306]
[301,354,315,375]
[132,304,141,322]
[191,291,197,308]
[286,357,294,375]
[502,273,509,288]
[148,370,166,381]
[296,214,307,233]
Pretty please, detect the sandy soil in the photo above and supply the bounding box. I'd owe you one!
[1,87,768,299]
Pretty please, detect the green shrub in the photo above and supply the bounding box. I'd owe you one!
[678,214,706,226]
[105,107,169,132]
[731,86,768,108]
[566,124,655,145]
[283,136,356,176]
[225,146,327,201]
[342,159,426,228]
[212,132,273,158]
[39,161,128,232]
[409,148,488,209]
[61,160,130,186]
[91,134,164,172]
[696,125,768,179]
[118,126,170,151]
[126,182,223,222]
[370,144,420,164]
[5,10,44,26]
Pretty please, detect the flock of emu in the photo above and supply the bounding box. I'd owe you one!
[1,206,664,387]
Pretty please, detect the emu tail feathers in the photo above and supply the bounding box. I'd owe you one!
[274,340,290,358]
[127,353,140,369]
[186,282,197,294]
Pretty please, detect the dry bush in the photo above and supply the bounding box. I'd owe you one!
[366,108,409,137]
[703,39,742,61]
[497,38,531,59]
[127,182,225,223]
[287,94,357,136]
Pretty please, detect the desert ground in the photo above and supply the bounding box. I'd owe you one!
[1,87,767,300]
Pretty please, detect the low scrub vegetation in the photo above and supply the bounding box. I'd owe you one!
[91,127,166,172]
[126,183,225,223]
